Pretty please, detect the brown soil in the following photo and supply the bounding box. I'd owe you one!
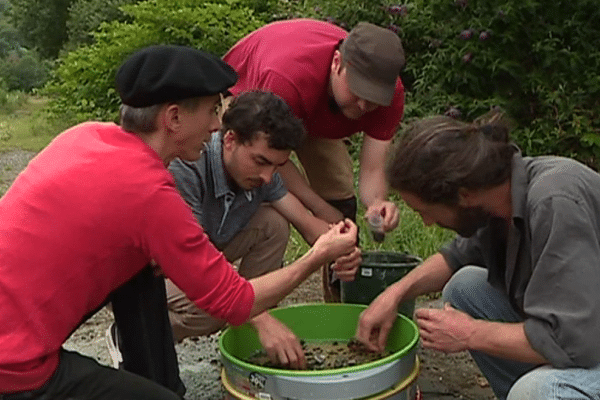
[247,339,392,370]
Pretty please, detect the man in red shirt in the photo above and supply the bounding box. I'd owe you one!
[0,45,359,399]
[224,19,405,300]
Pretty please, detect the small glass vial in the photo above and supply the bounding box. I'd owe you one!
[368,214,385,243]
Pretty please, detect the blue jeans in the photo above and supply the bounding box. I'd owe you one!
[442,266,600,400]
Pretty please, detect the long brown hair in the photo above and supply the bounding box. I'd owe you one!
[387,110,516,205]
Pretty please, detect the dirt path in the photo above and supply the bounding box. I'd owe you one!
[1,149,496,399]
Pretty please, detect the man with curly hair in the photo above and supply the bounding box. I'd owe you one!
[165,91,358,367]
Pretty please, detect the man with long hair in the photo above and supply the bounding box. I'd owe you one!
[357,111,600,399]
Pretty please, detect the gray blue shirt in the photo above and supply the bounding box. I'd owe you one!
[168,132,287,249]
[440,153,600,368]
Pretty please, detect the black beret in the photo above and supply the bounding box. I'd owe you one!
[116,45,238,107]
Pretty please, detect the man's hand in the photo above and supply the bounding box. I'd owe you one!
[331,247,361,281]
[247,219,357,320]
[312,219,358,264]
[252,312,306,369]
[355,288,402,352]
[365,201,399,233]
[415,303,475,353]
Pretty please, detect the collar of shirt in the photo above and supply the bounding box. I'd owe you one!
[510,148,527,224]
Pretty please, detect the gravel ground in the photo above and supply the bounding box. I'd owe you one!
[0,149,36,195]
[1,149,496,400]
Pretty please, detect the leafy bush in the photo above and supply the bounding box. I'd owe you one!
[65,0,140,51]
[0,77,27,113]
[43,0,266,123]
[8,0,73,59]
[0,18,21,58]
[401,0,600,167]
[0,49,49,92]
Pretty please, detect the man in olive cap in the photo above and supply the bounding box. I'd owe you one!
[0,44,359,399]
[224,19,405,301]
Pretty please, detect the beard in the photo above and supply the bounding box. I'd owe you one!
[440,206,491,238]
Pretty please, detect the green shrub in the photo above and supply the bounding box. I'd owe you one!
[65,0,140,51]
[0,85,27,117]
[43,0,266,124]
[0,18,21,58]
[400,0,600,168]
[0,49,49,92]
[8,0,73,59]
[43,0,600,168]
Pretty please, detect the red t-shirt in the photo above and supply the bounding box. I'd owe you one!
[0,122,254,391]
[224,18,404,141]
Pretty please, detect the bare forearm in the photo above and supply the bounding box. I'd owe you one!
[278,161,343,223]
[248,248,326,317]
[417,304,548,365]
[294,219,329,245]
[358,166,388,208]
[358,136,392,208]
[249,311,274,330]
[247,219,358,318]
[387,253,454,305]
[273,193,330,245]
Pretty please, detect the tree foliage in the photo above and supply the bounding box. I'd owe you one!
[65,0,140,51]
[0,1,48,92]
[0,18,19,57]
[0,49,48,91]
[0,0,10,13]
[8,0,74,58]
[44,0,266,123]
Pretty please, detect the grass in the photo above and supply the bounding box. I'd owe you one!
[285,197,455,266]
[0,96,68,153]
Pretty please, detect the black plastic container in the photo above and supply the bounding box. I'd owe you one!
[341,251,422,317]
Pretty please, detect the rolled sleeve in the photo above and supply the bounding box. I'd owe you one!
[144,186,254,327]
[440,234,486,273]
[524,195,600,367]
[264,172,287,202]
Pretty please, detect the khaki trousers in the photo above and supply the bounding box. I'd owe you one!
[295,135,358,302]
[294,135,355,201]
[166,205,289,342]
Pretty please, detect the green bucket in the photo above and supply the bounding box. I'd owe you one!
[219,303,420,400]
[341,252,422,317]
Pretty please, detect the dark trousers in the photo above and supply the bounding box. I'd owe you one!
[110,266,186,397]
[327,196,357,222]
[324,196,358,302]
[1,350,181,400]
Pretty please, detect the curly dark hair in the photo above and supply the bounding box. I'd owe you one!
[221,90,306,150]
[387,110,517,205]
